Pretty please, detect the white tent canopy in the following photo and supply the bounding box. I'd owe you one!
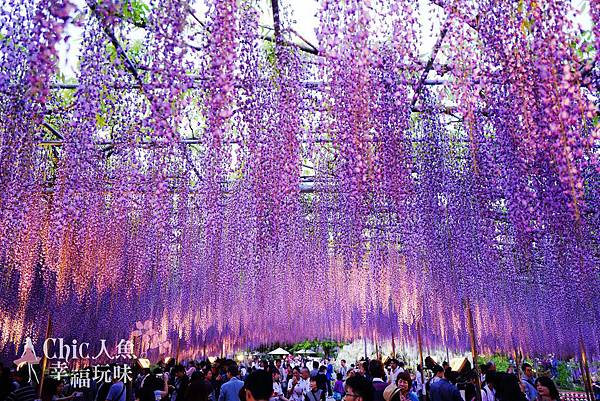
[268,347,290,355]
[295,349,316,355]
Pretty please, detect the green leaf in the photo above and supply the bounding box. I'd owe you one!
[122,0,149,27]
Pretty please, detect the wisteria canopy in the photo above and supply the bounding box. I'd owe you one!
[1,0,600,360]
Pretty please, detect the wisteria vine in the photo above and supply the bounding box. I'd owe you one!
[0,0,599,360]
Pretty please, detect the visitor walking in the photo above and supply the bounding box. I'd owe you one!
[369,361,387,401]
[428,368,462,401]
[304,378,325,401]
[244,371,273,401]
[534,377,560,401]
[271,368,287,401]
[185,371,209,401]
[493,373,526,401]
[415,365,425,401]
[310,363,319,379]
[344,376,374,401]
[333,374,345,401]
[396,372,418,401]
[388,360,401,385]
[218,366,244,401]
[520,364,537,401]
[480,372,495,401]
[5,369,36,401]
[339,361,348,379]
[287,368,304,401]
[170,365,190,401]
[106,373,127,401]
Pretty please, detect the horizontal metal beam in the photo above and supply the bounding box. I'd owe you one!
[48,78,447,91]
[37,123,474,148]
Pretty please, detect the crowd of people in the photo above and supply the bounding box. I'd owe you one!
[0,355,597,401]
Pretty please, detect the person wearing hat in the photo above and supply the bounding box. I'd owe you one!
[383,384,405,401]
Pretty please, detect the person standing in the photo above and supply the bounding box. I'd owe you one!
[276,361,286,381]
[426,365,444,397]
[333,374,345,401]
[592,377,600,401]
[245,371,274,401]
[344,376,373,401]
[271,368,288,401]
[305,378,325,401]
[298,368,311,398]
[275,360,287,394]
[396,372,418,401]
[6,369,36,401]
[369,361,387,401]
[520,364,537,401]
[316,367,328,395]
[170,365,190,401]
[480,372,495,401]
[218,366,244,401]
[106,373,127,401]
[326,364,334,396]
[310,363,319,379]
[534,377,560,401]
[388,361,401,385]
[287,368,304,401]
[491,373,526,401]
[428,369,462,401]
[185,371,209,401]
[339,362,348,380]
[415,366,425,401]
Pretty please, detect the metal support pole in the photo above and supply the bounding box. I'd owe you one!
[514,347,521,380]
[580,340,594,401]
[445,345,450,364]
[417,321,426,401]
[38,315,53,398]
[391,330,396,359]
[465,299,482,401]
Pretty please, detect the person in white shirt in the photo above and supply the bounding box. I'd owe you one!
[387,360,401,384]
[288,367,310,401]
[481,372,496,401]
[339,360,348,379]
[272,368,288,401]
[415,365,426,401]
[276,360,286,380]
[429,365,443,386]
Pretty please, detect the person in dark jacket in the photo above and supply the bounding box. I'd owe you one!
[369,361,387,401]
[185,371,209,401]
[315,367,328,395]
[171,365,190,401]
